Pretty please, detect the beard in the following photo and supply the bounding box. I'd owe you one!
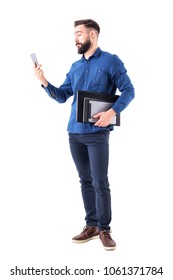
[77,39,91,54]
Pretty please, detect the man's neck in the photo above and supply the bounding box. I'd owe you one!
[84,45,98,60]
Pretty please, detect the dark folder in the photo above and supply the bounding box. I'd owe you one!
[76,90,120,126]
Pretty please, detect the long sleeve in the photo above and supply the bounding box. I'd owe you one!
[42,73,74,103]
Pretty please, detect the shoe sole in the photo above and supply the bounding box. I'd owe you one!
[72,235,99,243]
[103,245,116,251]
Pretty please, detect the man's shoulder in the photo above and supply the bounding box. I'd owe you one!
[100,49,119,59]
[99,50,122,66]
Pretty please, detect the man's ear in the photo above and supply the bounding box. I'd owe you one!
[90,30,95,39]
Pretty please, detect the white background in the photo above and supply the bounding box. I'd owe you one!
[0,0,172,279]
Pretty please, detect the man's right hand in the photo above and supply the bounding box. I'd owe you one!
[34,64,48,88]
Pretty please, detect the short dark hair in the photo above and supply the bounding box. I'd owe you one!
[74,19,100,34]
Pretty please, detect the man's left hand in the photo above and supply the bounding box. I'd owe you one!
[93,108,116,127]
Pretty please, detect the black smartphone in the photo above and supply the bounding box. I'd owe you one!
[30,53,39,66]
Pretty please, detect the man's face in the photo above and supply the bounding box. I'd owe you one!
[74,25,91,54]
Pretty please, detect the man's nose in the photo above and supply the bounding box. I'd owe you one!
[74,34,77,41]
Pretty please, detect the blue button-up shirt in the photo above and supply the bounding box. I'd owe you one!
[43,47,135,133]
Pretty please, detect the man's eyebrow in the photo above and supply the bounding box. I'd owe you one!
[74,31,82,35]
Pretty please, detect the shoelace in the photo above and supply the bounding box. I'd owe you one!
[82,226,90,233]
[102,230,112,239]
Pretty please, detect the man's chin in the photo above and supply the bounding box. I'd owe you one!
[77,49,84,54]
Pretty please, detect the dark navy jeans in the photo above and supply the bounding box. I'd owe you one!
[69,130,111,231]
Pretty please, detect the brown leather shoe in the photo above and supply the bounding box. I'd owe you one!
[99,230,116,250]
[72,226,99,243]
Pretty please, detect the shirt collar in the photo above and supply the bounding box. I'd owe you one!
[80,47,101,61]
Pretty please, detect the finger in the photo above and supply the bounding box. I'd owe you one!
[93,112,102,118]
[37,64,42,70]
[34,69,44,78]
[94,120,102,126]
[94,120,108,127]
[38,71,44,77]
[34,64,42,70]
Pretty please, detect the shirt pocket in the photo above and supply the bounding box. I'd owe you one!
[89,68,109,87]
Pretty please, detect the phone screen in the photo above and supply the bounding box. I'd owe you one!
[30,53,39,66]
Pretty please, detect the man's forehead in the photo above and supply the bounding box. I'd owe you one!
[74,24,86,33]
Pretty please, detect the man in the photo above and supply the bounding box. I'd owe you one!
[34,19,135,250]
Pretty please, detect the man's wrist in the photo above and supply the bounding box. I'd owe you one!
[107,108,116,116]
[41,79,48,88]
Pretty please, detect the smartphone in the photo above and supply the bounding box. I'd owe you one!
[30,53,39,66]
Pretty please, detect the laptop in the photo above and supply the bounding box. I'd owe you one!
[83,98,118,125]
[76,90,120,126]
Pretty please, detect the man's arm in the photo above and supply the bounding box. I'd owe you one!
[33,64,73,103]
[34,64,48,88]
[110,55,135,115]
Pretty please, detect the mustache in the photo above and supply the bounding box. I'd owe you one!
[75,42,82,47]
